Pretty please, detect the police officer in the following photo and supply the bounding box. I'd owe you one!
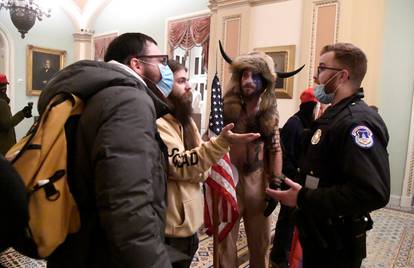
[266,43,390,268]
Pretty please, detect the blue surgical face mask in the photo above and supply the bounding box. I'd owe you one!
[156,64,173,97]
[314,71,341,104]
[314,85,334,104]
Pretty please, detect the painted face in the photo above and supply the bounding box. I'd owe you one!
[241,69,264,98]
[45,59,51,69]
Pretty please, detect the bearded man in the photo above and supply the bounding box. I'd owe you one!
[218,45,303,268]
[156,60,260,268]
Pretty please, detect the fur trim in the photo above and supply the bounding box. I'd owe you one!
[223,51,279,137]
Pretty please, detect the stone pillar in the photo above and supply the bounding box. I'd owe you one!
[73,31,93,61]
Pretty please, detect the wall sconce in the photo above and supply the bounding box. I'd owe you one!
[0,0,51,38]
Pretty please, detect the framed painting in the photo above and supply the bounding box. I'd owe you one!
[27,45,66,96]
[254,45,296,99]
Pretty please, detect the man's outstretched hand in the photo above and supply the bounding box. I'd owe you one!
[221,123,260,144]
[265,178,302,207]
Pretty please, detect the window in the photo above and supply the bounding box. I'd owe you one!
[201,57,205,74]
[200,83,205,100]
[194,57,200,75]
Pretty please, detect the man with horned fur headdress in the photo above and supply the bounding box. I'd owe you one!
[218,47,303,267]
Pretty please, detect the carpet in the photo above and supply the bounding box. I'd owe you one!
[1,207,413,268]
[190,207,414,268]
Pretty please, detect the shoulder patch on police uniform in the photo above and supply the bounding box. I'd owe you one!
[351,125,374,148]
[311,129,322,145]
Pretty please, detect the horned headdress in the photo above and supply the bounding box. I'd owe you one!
[219,41,304,137]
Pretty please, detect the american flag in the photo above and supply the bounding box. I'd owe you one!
[203,73,239,241]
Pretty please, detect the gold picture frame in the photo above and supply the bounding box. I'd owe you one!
[27,45,66,96]
[254,45,296,99]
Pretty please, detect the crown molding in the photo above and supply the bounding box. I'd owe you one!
[209,0,286,11]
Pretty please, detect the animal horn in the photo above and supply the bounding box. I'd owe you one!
[276,64,305,79]
[219,40,233,64]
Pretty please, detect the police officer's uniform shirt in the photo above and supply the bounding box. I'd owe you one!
[297,89,390,220]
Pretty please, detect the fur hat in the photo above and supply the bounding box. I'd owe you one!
[223,52,279,137]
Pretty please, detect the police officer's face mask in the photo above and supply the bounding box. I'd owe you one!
[314,71,342,104]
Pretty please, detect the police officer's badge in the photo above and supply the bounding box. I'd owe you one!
[311,129,322,145]
[351,125,374,148]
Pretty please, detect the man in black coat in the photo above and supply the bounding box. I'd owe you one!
[0,155,28,253]
[39,33,175,268]
[270,88,318,268]
[266,43,390,268]
[0,74,32,155]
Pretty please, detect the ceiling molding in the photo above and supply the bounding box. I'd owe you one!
[59,0,112,31]
[209,0,287,10]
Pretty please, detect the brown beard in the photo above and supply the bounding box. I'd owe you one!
[169,92,199,150]
[241,83,262,101]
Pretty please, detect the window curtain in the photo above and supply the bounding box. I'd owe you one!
[168,16,210,70]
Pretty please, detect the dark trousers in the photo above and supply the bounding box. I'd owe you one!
[165,233,199,268]
[301,237,363,268]
[302,249,362,268]
[270,204,294,267]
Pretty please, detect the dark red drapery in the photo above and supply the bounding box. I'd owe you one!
[168,16,210,70]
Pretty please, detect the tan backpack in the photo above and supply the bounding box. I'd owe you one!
[6,93,83,258]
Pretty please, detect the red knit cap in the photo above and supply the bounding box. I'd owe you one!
[300,87,317,103]
[0,73,9,85]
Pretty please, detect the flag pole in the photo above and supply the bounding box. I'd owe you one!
[212,43,220,268]
[212,190,220,268]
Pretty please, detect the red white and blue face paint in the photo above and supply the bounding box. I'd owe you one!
[241,69,264,97]
[252,73,264,91]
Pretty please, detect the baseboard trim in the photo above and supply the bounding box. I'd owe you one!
[387,194,401,207]
[400,195,413,208]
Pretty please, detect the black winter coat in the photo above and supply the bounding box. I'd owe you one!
[38,60,172,268]
[0,94,25,155]
[296,89,390,266]
[0,155,29,252]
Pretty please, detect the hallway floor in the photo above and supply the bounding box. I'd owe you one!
[0,207,413,267]
[190,207,414,268]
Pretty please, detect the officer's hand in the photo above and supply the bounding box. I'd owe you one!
[265,178,301,208]
[21,104,33,118]
[221,123,260,144]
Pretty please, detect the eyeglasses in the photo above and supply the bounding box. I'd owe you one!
[137,54,168,66]
[317,65,342,76]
